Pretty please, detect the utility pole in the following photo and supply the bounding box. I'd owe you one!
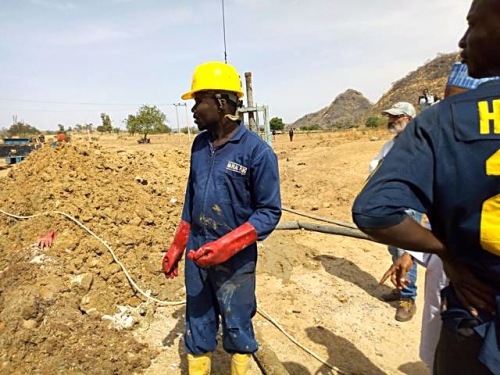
[172,102,193,141]
[172,103,191,141]
[174,103,181,139]
[245,72,256,131]
[183,104,192,141]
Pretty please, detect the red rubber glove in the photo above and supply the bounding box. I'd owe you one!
[37,229,56,249]
[187,222,257,267]
[163,220,190,279]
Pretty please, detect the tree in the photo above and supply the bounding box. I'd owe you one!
[7,121,40,137]
[85,123,93,134]
[365,116,386,128]
[301,124,321,131]
[100,113,113,133]
[0,128,8,138]
[125,105,170,140]
[270,117,285,131]
[125,115,138,135]
[58,124,65,132]
[154,123,171,134]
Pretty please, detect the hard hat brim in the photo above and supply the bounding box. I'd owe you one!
[181,90,244,100]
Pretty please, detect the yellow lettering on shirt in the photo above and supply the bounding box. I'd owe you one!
[481,149,500,256]
[479,99,500,135]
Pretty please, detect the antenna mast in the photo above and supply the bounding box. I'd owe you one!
[221,0,228,63]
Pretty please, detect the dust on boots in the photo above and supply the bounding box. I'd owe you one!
[187,353,212,375]
[231,353,252,375]
[187,352,252,375]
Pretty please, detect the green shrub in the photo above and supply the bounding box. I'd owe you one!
[365,116,386,128]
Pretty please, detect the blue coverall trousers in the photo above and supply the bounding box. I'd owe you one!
[184,244,258,355]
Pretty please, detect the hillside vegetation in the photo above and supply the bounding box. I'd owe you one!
[372,52,460,115]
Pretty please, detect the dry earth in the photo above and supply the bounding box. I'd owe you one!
[0,130,428,375]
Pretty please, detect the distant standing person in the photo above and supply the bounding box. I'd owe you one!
[289,128,294,142]
[418,88,437,112]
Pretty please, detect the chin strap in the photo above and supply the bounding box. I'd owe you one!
[214,93,241,122]
[224,113,240,121]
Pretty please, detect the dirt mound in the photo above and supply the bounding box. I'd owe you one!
[0,141,190,374]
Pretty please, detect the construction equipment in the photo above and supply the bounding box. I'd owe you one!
[0,138,41,165]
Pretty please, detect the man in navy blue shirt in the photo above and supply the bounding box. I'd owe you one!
[353,0,500,373]
[162,61,281,375]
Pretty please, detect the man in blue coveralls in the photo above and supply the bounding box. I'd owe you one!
[162,61,282,375]
[352,0,500,373]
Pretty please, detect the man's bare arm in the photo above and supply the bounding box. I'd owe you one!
[359,216,447,257]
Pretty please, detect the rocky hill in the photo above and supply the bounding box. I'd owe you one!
[371,52,460,115]
[290,89,372,129]
[291,52,460,129]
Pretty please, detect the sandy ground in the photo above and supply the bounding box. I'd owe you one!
[0,130,429,375]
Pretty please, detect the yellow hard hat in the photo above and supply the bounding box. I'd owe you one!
[181,61,245,100]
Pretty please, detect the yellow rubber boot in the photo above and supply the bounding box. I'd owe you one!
[231,353,252,375]
[187,353,212,375]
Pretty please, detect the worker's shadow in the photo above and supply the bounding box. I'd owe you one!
[306,325,386,375]
[282,362,312,375]
[314,254,395,304]
[161,307,188,373]
[398,361,429,375]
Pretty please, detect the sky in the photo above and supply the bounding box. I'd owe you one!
[0,0,473,131]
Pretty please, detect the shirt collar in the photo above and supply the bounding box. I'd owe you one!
[477,78,500,89]
[227,121,246,143]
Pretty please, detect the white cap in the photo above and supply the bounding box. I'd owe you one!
[381,102,416,118]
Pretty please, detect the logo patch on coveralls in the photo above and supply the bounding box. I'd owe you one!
[226,161,248,175]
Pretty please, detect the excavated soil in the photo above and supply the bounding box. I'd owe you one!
[0,132,428,375]
[0,141,189,374]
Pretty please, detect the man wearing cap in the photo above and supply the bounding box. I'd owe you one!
[368,101,421,322]
[162,61,281,375]
[368,102,417,174]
